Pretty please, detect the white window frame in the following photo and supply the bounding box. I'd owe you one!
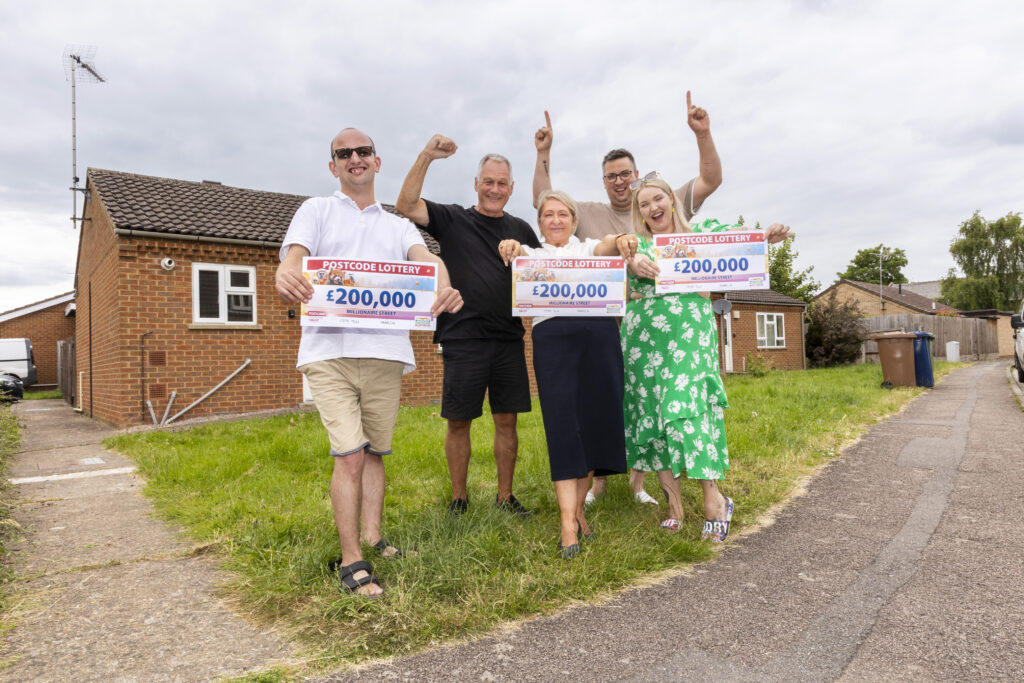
[756,312,786,349]
[191,263,258,324]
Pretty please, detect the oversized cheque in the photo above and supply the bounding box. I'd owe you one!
[654,230,768,294]
[301,257,437,330]
[511,257,626,317]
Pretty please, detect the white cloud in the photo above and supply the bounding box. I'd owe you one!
[2,0,1023,312]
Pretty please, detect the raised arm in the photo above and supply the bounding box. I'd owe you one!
[683,91,723,211]
[532,110,553,208]
[407,243,464,316]
[396,135,458,226]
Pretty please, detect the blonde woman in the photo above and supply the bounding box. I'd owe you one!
[499,190,633,557]
[623,174,791,540]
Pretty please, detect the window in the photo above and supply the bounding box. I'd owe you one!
[756,312,785,349]
[191,263,257,324]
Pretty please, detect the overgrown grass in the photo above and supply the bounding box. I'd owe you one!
[0,404,21,613]
[105,361,963,670]
[22,389,61,400]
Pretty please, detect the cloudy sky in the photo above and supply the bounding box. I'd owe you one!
[1,0,1022,313]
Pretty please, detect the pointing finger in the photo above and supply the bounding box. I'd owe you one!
[686,90,692,110]
[544,110,552,129]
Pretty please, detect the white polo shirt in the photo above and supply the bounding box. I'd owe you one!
[280,192,427,372]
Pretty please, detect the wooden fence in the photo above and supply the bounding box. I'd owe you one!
[861,315,998,361]
[58,337,76,407]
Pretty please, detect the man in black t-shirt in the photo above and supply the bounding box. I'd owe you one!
[397,134,541,516]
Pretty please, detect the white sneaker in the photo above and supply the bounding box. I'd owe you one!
[634,490,659,505]
[584,491,596,507]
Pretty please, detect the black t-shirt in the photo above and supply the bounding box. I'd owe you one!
[422,200,541,343]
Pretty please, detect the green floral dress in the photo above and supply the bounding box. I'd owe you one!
[622,219,732,480]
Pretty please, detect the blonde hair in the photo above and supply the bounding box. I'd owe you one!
[536,189,579,236]
[630,177,691,239]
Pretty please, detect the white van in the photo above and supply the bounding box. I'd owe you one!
[0,338,37,387]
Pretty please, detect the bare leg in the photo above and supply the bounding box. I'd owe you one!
[629,468,647,494]
[359,452,385,545]
[553,479,578,547]
[575,474,592,536]
[331,450,381,597]
[700,479,727,520]
[445,419,472,501]
[656,469,684,522]
[492,413,518,501]
[587,474,608,498]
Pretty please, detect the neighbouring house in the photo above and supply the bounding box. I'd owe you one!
[814,279,958,317]
[710,290,807,372]
[74,168,539,428]
[902,280,943,301]
[0,291,76,388]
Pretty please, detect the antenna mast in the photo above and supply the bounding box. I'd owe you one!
[63,45,105,229]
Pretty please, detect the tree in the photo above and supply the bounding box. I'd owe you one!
[837,244,908,284]
[939,211,1024,310]
[805,290,867,367]
[768,238,820,303]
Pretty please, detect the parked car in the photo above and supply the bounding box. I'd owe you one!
[1012,303,1024,383]
[0,337,37,387]
[0,373,24,402]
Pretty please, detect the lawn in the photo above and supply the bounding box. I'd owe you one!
[21,389,61,401]
[105,362,962,670]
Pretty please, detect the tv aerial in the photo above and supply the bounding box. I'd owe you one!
[63,45,106,229]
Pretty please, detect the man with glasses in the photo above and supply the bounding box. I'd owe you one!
[276,128,462,598]
[396,134,541,517]
[531,92,723,505]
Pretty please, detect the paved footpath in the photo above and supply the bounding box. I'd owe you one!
[317,361,1024,682]
[1,400,292,682]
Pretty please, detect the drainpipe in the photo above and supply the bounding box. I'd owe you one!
[140,331,153,423]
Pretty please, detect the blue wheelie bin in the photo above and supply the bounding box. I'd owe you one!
[912,331,934,388]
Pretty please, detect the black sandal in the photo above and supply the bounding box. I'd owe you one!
[372,538,416,558]
[338,560,383,599]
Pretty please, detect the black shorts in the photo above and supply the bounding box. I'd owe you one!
[441,339,532,421]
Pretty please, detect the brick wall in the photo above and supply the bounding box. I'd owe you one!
[76,189,124,420]
[0,301,75,386]
[713,299,806,372]
[824,282,921,317]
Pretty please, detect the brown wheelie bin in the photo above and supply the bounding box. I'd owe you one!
[872,332,917,388]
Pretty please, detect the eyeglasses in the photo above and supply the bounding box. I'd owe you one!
[603,169,636,183]
[629,171,661,190]
[332,146,375,160]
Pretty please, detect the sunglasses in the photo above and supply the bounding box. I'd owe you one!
[332,146,375,160]
[629,171,661,190]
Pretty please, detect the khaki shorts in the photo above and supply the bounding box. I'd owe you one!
[299,357,404,456]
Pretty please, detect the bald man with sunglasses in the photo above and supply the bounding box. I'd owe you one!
[276,127,462,598]
[531,92,724,505]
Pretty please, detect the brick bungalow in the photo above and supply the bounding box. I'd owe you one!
[0,291,76,388]
[711,290,807,372]
[74,168,545,428]
[814,279,958,317]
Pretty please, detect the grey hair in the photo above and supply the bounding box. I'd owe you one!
[536,190,579,235]
[476,153,513,182]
